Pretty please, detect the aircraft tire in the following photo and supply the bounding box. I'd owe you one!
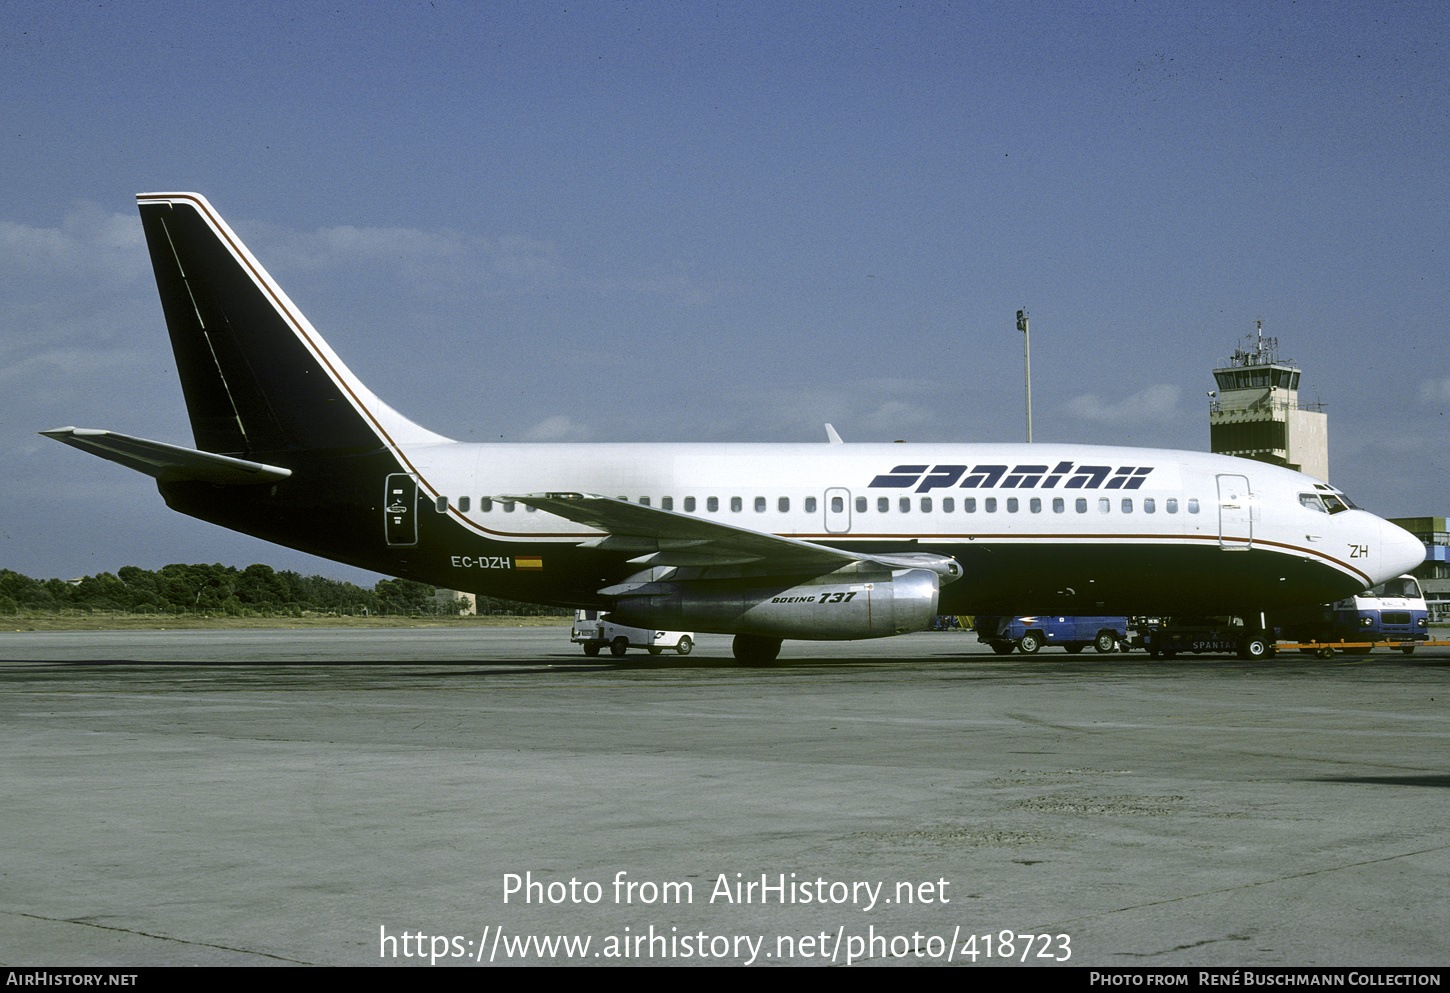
[1401,645,1416,655]
[648,647,663,655]
[610,637,629,657]
[732,634,782,664]
[583,642,601,657]
[990,642,1015,655]
[1017,633,1043,655]
[1063,643,1084,654]
[1094,632,1117,654]
[676,636,694,656]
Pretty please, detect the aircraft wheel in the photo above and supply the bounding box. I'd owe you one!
[610,637,629,657]
[1017,633,1043,655]
[732,634,782,664]
[1401,645,1416,655]
[648,647,663,656]
[582,642,600,657]
[990,641,1015,655]
[676,636,693,656]
[1094,632,1117,654]
[1063,643,1084,654]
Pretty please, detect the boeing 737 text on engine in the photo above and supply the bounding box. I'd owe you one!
[44,194,1425,662]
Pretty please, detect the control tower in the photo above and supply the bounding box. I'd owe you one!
[1208,322,1329,481]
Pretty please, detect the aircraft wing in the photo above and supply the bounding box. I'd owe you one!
[503,492,961,581]
[41,428,292,485]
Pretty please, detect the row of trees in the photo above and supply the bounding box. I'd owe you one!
[0,563,562,617]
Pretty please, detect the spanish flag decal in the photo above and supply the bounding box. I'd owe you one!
[514,556,543,570]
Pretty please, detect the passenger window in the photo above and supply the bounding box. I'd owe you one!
[942,497,954,513]
[878,497,889,513]
[1076,498,1087,513]
[435,496,448,513]
[832,496,844,513]
[854,496,865,513]
[920,497,932,513]
[1099,498,1110,514]
[639,496,650,506]
[661,497,673,511]
[985,498,997,513]
[754,497,766,512]
[1166,498,1178,514]
[684,496,696,512]
[1030,497,1041,513]
[1188,498,1200,514]
[1053,497,1064,513]
[707,497,719,512]
[1006,498,1019,513]
[783,497,793,513]
[502,500,515,513]
[964,498,977,513]
[481,497,493,512]
[900,497,911,513]
[458,496,470,512]
[805,497,817,513]
[730,497,742,512]
[1121,498,1133,513]
[1144,497,1155,513]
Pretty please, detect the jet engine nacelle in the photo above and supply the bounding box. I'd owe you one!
[608,567,940,640]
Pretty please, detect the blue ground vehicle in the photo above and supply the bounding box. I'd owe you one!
[976,615,1129,655]
[1328,575,1429,644]
[1271,574,1429,654]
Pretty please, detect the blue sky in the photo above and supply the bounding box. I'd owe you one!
[3,0,1448,584]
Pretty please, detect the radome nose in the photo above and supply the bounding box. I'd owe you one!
[1379,518,1427,581]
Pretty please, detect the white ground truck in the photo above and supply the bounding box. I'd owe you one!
[571,610,694,657]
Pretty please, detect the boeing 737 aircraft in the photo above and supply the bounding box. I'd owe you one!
[45,193,1425,661]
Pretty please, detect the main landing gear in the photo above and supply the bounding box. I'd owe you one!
[732,634,782,665]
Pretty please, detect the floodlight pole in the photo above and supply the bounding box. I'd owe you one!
[1018,309,1032,443]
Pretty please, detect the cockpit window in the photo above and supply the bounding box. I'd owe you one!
[1315,483,1359,511]
[1321,494,1349,515]
[1299,493,1327,513]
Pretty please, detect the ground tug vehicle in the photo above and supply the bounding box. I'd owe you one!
[572,610,694,657]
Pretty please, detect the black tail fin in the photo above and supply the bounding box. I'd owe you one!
[136,193,448,456]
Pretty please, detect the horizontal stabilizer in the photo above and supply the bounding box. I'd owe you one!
[41,427,292,485]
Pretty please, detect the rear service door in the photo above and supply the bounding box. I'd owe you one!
[385,473,419,546]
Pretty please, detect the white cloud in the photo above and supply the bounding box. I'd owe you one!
[1417,377,1450,405]
[253,222,561,295]
[0,203,147,287]
[589,268,719,307]
[521,415,593,442]
[1062,383,1181,425]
